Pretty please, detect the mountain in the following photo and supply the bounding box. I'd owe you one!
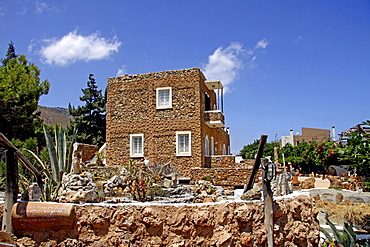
[37,106,74,128]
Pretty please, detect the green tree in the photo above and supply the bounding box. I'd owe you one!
[68,74,106,146]
[1,41,17,66]
[240,139,279,159]
[0,42,50,141]
[337,130,370,175]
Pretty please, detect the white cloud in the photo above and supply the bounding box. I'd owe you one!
[35,1,59,14]
[203,39,269,92]
[39,30,121,66]
[116,65,127,77]
[203,42,244,93]
[255,39,268,49]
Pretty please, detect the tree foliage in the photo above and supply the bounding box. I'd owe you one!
[240,140,279,159]
[279,141,338,173]
[68,74,106,146]
[0,42,50,141]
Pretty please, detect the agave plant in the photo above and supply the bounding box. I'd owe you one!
[25,125,77,201]
[320,218,356,247]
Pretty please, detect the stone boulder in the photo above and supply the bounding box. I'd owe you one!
[21,183,42,201]
[301,177,315,189]
[58,172,98,203]
[240,185,262,200]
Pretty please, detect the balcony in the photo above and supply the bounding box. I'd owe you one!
[204,110,224,128]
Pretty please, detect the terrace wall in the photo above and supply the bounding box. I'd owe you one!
[14,195,319,246]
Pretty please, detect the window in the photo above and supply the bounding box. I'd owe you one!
[205,135,209,157]
[222,144,227,155]
[130,134,144,157]
[156,87,172,109]
[176,131,191,156]
[211,137,214,156]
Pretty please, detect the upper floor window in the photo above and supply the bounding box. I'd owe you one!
[156,87,172,109]
[176,131,191,156]
[130,134,144,157]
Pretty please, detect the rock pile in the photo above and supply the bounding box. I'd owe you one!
[326,174,363,191]
[58,172,99,203]
[190,180,226,203]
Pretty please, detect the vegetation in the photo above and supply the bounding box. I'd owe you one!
[25,125,77,201]
[68,74,106,147]
[0,42,50,142]
[240,140,279,159]
[320,218,357,247]
[240,121,370,176]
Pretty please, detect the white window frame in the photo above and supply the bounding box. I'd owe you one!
[156,87,172,109]
[176,131,191,156]
[130,134,144,157]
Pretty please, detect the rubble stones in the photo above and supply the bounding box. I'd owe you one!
[58,172,98,203]
[21,183,42,201]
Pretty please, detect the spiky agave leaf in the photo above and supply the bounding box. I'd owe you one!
[43,125,59,183]
[326,217,348,246]
[23,148,55,185]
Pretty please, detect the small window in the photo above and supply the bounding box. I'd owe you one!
[211,137,214,156]
[205,135,210,157]
[222,144,227,155]
[130,134,144,157]
[156,87,172,109]
[176,131,191,156]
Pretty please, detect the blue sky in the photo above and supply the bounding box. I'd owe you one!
[1,1,370,154]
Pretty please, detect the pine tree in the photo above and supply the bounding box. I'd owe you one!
[1,41,17,66]
[69,74,106,146]
[0,42,50,141]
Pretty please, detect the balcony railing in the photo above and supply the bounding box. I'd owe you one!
[204,110,224,128]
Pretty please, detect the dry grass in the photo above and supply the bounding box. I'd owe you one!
[316,199,370,229]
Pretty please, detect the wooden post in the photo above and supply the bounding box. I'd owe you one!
[244,135,268,193]
[2,149,19,233]
[262,158,274,247]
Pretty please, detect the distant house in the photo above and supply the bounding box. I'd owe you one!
[281,127,333,147]
[339,123,370,145]
[105,68,230,178]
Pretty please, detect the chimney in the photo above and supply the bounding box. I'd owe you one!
[332,126,336,142]
[290,129,294,146]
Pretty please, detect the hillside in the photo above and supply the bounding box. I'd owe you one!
[37,106,74,128]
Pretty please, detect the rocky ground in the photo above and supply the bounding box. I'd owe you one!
[0,173,369,246]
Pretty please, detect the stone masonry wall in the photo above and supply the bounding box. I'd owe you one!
[15,195,319,246]
[72,143,99,163]
[190,167,252,186]
[106,68,230,179]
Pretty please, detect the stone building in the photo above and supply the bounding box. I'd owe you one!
[106,68,231,178]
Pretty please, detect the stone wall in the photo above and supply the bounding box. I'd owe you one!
[72,143,99,163]
[14,195,319,246]
[190,167,252,186]
[106,68,230,178]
